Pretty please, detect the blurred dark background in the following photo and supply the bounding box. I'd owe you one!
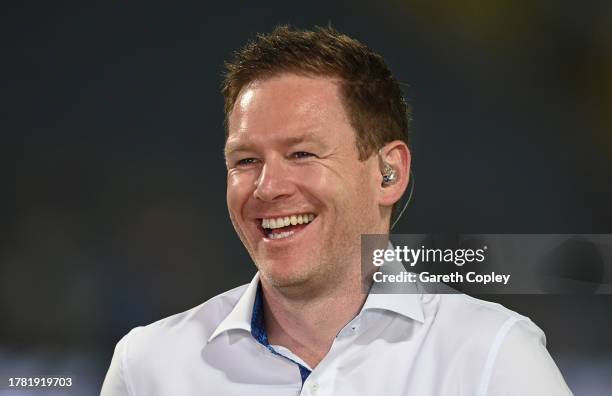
[2,1,611,394]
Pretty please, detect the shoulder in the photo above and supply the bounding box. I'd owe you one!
[101,284,251,395]
[426,293,545,359]
[424,294,572,394]
[118,283,249,362]
[435,293,539,333]
[453,295,577,394]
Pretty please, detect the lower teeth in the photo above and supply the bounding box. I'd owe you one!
[268,230,295,240]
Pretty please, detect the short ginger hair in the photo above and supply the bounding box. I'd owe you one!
[221,25,411,160]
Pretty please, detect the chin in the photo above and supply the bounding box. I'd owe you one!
[258,260,315,289]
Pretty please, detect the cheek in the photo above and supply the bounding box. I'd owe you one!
[297,163,377,209]
[226,173,254,216]
[294,166,338,204]
[343,168,380,215]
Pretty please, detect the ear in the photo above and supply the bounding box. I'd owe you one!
[378,140,411,207]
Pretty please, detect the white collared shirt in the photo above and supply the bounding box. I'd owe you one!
[101,271,572,395]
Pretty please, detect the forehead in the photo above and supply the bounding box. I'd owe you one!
[226,74,354,150]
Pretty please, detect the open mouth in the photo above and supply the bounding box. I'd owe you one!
[258,213,317,241]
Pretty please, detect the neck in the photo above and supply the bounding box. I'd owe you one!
[261,268,370,368]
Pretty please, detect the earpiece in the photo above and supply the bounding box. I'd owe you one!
[378,149,398,187]
[381,162,397,186]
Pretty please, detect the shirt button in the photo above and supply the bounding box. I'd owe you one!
[310,382,319,394]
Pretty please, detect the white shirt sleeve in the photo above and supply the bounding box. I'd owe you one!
[100,331,133,396]
[484,318,573,395]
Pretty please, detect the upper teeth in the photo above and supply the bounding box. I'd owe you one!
[262,213,315,229]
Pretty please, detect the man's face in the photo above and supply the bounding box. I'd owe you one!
[225,74,384,291]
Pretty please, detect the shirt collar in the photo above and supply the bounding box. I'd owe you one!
[361,255,425,323]
[207,272,261,342]
[208,245,425,342]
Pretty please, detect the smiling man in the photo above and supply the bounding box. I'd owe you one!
[101,26,572,395]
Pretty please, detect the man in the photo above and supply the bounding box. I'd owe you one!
[101,26,572,395]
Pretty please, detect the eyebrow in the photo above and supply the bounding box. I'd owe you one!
[224,132,326,158]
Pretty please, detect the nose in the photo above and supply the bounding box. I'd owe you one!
[253,158,295,202]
